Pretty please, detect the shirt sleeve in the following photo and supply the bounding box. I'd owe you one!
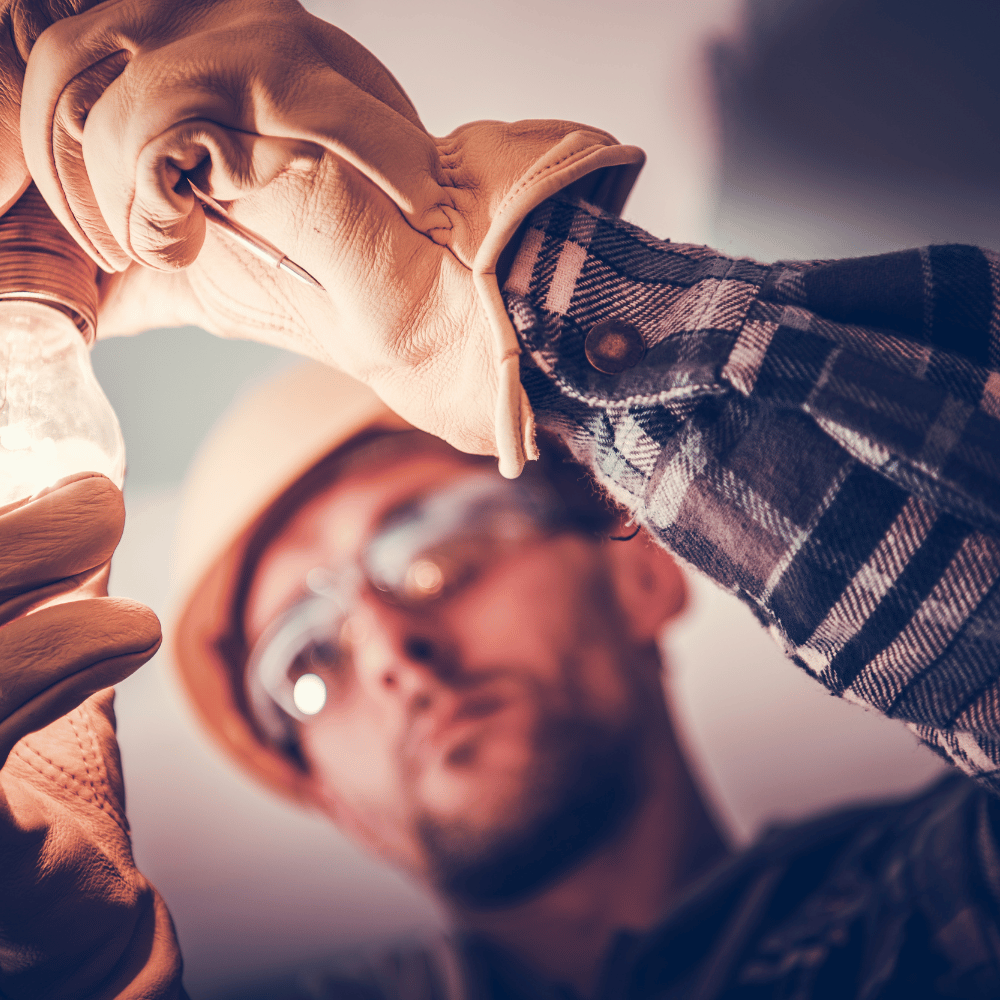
[503,195,1000,793]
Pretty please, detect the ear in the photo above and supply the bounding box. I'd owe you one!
[603,527,687,642]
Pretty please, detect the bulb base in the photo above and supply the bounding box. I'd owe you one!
[0,185,99,345]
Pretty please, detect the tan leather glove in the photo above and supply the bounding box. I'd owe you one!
[21,0,644,476]
[0,473,186,999]
[0,0,109,214]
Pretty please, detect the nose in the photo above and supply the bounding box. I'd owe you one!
[348,591,457,707]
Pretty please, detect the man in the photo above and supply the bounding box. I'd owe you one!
[3,1,1000,997]
[172,362,724,998]
[6,341,1000,998]
[170,359,1000,999]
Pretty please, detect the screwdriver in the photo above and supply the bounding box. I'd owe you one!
[191,187,324,290]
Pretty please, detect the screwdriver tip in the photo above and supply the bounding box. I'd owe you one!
[278,257,325,289]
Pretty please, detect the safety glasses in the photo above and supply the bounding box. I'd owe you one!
[245,470,565,748]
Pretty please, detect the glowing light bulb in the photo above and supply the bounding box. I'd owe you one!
[0,301,124,505]
[0,185,124,507]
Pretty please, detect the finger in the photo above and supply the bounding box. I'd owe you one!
[44,52,312,271]
[48,47,135,270]
[0,560,110,629]
[0,598,160,711]
[20,8,132,270]
[0,598,161,759]
[28,469,115,502]
[113,123,313,269]
[22,0,443,274]
[0,469,117,517]
[23,0,301,271]
[20,0,211,270]
[0,18,29,215]
[0,475,124,597]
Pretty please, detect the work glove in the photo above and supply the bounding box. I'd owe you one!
[0,0,107,214]
[20,0,645,477]
[0,473,186,999]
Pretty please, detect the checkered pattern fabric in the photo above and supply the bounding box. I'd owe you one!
[504,196,1000,794]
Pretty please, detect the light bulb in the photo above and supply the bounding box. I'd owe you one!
[0,300,124,506]
[0,184,124,507]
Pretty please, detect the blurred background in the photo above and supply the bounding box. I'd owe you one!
[91,0,1000,995]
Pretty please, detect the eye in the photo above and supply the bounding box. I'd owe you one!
[305,638,339,671]
[399,543,481,602]
[287,636,345,710]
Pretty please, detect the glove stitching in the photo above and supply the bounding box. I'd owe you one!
[77,705,130,834]
[73,706,129,834]
[496,149,592,219]
[13,739,129,837]
[70,706,110,816]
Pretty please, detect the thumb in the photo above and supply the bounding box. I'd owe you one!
[121,124,312,269]
[0,598,161,763]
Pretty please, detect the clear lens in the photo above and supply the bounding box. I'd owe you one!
[0,301,124,505]
[245,472,563,744]
[363,472,556,601]
[246,594,349,742]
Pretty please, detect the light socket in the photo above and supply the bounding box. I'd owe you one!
[0,185,99,345]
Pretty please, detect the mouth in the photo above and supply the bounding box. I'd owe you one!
[402,688,513,770]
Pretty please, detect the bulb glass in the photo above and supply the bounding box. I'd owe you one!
[0,301,124,506]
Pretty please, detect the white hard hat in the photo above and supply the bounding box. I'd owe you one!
[171,362,407,806]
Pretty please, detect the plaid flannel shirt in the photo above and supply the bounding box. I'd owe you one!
[503,196,1000,795]
[266,196,1000,1000]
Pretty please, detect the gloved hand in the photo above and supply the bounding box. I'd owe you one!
[0,474,185,999]
[0,0,106,214]
[20,0,644,476]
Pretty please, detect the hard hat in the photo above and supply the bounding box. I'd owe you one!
[171,362,407,806]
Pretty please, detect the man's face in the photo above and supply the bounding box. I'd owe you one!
[244,435,671,906]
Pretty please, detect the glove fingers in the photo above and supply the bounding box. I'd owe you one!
[0,12,31,215]
[49,48,135,271]
[126,125,314,269]
[0,475,124,599]
[0,67,29,215]
[22,0,193,271]
[0,563,110,629]
[43,42,319,270]
[81,60,437,272]
[0,598,161,760]
[92,116,211,270]
[22,0,443,274]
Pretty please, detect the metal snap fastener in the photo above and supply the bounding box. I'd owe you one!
[584,320,645,374]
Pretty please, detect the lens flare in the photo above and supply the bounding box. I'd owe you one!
[292,673,327,716]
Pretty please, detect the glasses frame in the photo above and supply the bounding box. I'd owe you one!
[243,469,569,752]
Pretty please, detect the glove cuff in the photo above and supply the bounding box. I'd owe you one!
[472,136,645,477]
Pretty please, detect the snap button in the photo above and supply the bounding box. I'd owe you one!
[584,320,645,374]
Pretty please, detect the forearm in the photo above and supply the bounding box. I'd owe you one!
[504,196,1000,790]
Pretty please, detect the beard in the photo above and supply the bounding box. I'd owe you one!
[416,712,646,909]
